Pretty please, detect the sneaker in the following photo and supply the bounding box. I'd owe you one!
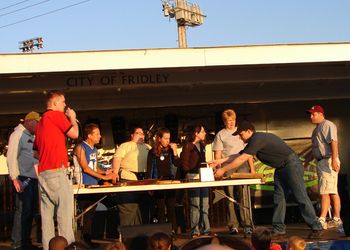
[308,230,323,239]
[11,242,22,250]
[191,234,200,239]
[319,218,328,229]
[244,227,253,235]
[336,224,345,234]
[328,218,342,229]
[271,230,286,238]
[202,232,218,237]
[229,227,239,235]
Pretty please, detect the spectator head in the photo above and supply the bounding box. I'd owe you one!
[48,236,68,250]
[287,236,306,250]
[106,240,126,250]
[251,227,272,250]
[149,232,171,250]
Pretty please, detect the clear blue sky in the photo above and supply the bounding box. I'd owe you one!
[1,0,350,53]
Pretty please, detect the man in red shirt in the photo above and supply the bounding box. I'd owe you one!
[34,90,79,250]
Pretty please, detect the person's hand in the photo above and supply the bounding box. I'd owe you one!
[65,107,76,121]
[111,171,119,184]
[208,159,221,168]
[13,179,23,193]
[214,168,225,179]
[170,143,178,155]
[102,172,114,181]
[331,159,340,173]
[105,169,113,175]
[303,160,310,169]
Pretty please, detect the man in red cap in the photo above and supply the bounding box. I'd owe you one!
[306,105,342,230]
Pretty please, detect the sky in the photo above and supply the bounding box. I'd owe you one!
[1,0,350,53]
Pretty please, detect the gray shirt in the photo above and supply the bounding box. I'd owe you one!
[311,119,337,159]
[7,124,38,180]
[212,128,246,158]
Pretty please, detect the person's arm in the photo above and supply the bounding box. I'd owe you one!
[330,140,340,172]
[65,108,79,139]
[209,154,236,168]
[214,150,222,161]
[247,155,255,173]
[75,145,112,180]
[180,143,196,171]
[170,143,181,167]
[214,153,251,179]
[6,131,23,192]
[303,150,313,169]
[146,150,153,179]
[111,156,122,183]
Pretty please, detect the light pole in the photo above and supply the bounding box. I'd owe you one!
[162,0,206,48]
[19,37,44,53]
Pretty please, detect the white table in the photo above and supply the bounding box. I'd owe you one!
[74,178,262,194]
[73,178,263,237]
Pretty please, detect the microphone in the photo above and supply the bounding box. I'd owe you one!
[147,124,155,134]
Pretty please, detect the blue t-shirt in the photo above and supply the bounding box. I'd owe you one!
[242,132,293,168]
[80,141,99,185]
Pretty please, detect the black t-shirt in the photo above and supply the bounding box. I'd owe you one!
[242,132,294,168]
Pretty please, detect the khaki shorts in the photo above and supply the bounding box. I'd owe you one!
[317,158,340,195]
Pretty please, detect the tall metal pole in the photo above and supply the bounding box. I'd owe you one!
[177,25,187,48]
[162,0,205,48]
[176,0,187,48]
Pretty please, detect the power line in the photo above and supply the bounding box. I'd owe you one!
[0,0,91,29]
[0,0,51,18]
[0,0,31,11]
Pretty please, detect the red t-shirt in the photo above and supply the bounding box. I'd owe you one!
[34,110,72,173]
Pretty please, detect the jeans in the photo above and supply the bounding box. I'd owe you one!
[154,190,177,231]
[189,188,210,235]
[38,169,75,250]
[272,153,322,233]
[11,176,38,248]
[225,163,252,229]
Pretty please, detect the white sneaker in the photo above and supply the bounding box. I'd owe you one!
[319,218,328,229]
[336,224,345,234]
[328,218,342,229]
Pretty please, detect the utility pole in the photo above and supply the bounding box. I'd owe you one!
[162,0,206,48]
[19,37,44,53]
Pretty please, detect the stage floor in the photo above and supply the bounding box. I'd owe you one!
[0,224,348,250]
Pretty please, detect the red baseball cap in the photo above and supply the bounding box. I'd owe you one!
[307,105,325,114]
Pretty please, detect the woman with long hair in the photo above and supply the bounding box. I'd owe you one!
[147,128,181,233]
[180,123,212,238]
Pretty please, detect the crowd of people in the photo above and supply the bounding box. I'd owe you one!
[6,89,344,250]
[44,226,312,250]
